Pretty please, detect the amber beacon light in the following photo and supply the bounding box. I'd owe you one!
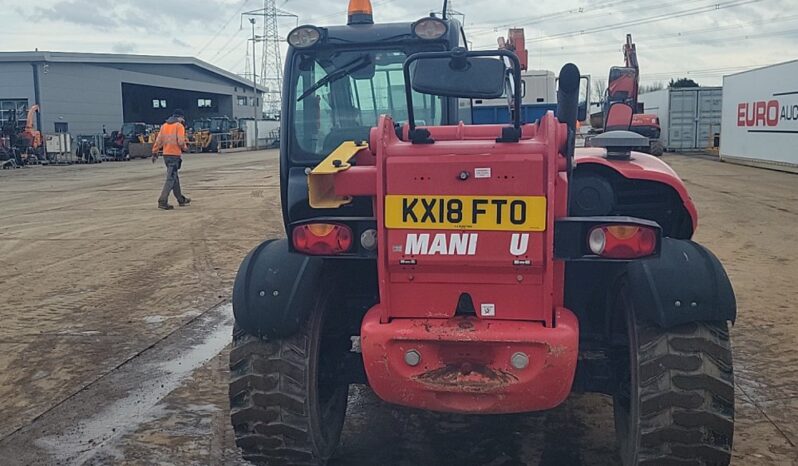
[348,0,374,24]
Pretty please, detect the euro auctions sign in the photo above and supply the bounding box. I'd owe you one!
[722,60,798,168]
[737,96,798,131]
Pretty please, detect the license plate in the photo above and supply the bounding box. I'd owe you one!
[385,195,546,232]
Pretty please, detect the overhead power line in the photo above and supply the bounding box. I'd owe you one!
[471,0,763,48]
[525,0,763,44]
[519,16,798,58]
[197,0,252,56]
[467,0,640,36]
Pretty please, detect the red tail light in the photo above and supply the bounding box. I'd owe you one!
[588,225,657,259]
[293,223,353,255]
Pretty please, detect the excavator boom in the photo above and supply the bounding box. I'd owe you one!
[624,34,638,70]
[497,28,528,71]
[25,105,39,132]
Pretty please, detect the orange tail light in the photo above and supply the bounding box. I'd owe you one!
[293,223,353,255]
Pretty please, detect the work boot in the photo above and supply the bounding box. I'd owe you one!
[158,202,174,210]
[179,196,191,207]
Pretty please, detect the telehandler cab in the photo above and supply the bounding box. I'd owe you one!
[229,2,736,465]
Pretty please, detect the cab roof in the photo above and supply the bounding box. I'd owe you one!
[302,19,461,48]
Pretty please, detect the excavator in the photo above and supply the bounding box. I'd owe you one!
[1,104,43,166]
[479,28,589,127]
[19,105,43,155]
[592,34,664,156]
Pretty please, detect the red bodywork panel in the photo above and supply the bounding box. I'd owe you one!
[361,307,578,413]
[575,148,698,232]
[319,117,696,413]
[631,114,659,128]
[371,116,566,325]
[323,113,580,413]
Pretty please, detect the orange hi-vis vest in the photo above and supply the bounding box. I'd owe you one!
[153,122,187,156]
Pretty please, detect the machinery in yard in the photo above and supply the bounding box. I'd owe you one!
[590,34,664,156]
[229,2,736,465]
[188,117,245,152]
[104,122,150,160]
[188,119,212,152]
[17,105,43,157]
[469,28,591,128]
[0,104,43,165]
[74,135,103,163]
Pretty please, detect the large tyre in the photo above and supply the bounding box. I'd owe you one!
[648,141,665,157]
[229,286,349,465]
[208,136,219,153]
[612,279,734,466]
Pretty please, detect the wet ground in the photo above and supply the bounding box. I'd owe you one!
[0,151,796,465]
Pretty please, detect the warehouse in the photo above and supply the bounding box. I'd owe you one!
[639,87,723,152]
[720,59,798,173]
[0,51,265,136]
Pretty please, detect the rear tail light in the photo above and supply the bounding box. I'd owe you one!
[293,223,353,255]
[588,224,657,259]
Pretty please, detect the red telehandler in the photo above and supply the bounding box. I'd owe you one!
[229,2,735,465]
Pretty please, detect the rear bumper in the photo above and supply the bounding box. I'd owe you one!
[360,307,579,414]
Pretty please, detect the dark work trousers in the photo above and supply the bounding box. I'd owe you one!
[159,156,186,205]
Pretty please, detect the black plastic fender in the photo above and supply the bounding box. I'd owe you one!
[627,238,736,328]
[233,239,324,339]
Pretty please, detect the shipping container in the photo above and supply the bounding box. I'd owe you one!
[720,59,798,173]
[639,87,722,152]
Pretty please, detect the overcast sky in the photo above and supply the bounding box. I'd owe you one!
[2,0,795,88]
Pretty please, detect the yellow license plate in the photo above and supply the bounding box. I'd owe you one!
[385,195,547,232]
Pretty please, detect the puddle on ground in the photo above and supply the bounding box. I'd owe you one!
[36,304,233,464]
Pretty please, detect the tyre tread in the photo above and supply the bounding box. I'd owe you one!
[229,325,319,466]
[636,320,734,466]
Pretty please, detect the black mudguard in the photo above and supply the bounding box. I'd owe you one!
[627,238,736,328]
[233,239,324,339]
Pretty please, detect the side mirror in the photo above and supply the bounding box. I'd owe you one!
[411,55,507,99]
[577,102,587,122]
[404,48,524,136]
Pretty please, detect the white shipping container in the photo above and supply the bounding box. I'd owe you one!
[639,87,722,151]
[721,60,798,172]
[473,70,557,107]
[244,119,280,148]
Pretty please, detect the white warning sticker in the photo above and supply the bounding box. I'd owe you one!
[474,167,492,179]
[480,303,496,317]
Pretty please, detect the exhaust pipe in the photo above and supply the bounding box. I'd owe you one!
[557,63,581,215]
[556,63,581,133]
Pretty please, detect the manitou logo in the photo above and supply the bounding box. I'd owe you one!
[405,233,478,256]
[737,99,798,127]
[403,233,531,256]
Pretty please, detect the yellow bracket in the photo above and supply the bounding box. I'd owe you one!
[308,141,367,209]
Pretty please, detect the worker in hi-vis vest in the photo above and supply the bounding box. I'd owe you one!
[152,109,191,210]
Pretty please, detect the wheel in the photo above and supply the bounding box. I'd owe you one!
[208,136,219,153]
[612,278,734,466]
[649,141,664,157]
[229,286,349,465]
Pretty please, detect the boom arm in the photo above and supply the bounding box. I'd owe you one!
[497,28,528,71]
[623,34,638,70]
[25,105,40,132]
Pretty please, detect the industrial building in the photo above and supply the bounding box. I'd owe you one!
[721,59,798,173]
[0,51,265,136]
[639,87,723,152]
